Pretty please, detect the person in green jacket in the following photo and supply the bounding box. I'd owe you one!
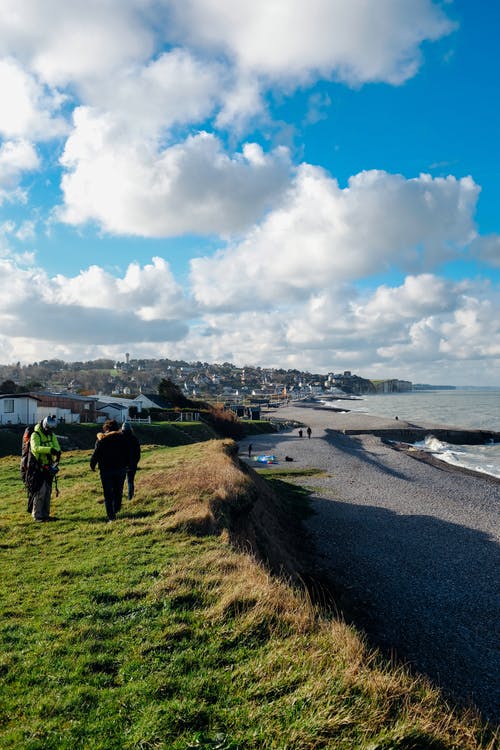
[30,416,61,521]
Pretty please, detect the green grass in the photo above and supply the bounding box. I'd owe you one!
[0,442,495,749]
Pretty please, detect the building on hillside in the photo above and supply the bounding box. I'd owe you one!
[230,404,261,419]
[0,394,40,425]
[32,391,99,423]
[95,401,130,424]
[133,393,173,410]
[88,394,137,420]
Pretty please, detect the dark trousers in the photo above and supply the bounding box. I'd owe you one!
[126,467,137,500]
[100,469,126,520]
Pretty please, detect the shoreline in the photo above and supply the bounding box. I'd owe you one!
[389,439,500,484]
[270,399,500,437]
[264,402,500,480]
[243,405,500,723]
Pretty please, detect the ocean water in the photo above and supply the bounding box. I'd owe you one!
[345,389,500,431]
[332,389,500,479]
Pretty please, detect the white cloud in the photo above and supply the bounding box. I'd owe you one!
[58,110,292,236]
[15,220,36,242]
[0,0,456,142]
[469,234,500,267]
[168,0,455,85]
[1,1,455,90]
[53,257,190,321]
[0,139,39,180]
[0,0,458,237]
[191,166,479,309]
[0,58,67,140]
[0,0,154,88]
[5,0,500,386]
[0,257,191,352]
[358,274,456,323]
[304,92,332,125]
[0,139,39,203]
[214,74,266,132]
[168,274,500,383]
[82,49,225,137]
[3,249,500,385]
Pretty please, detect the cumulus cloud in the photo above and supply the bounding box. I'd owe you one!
[469,234,500,267]
[0,0,458,232]
[58,111,292,236]
[0,0,154,88]
[0,139,39,203]
[357,274,457,324]
[191,166,479,309]
[1,1,455,88]
[0,256,190,349]
[52,257,190,321]
[0,58,67,140]
[377,289,500,366]
[168,0,455,85]
[3,246,500,384]
[0,0,456,141]
[81,49,225,137]
[167,274,500,382]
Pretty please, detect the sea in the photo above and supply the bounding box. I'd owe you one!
[330,389,500,479]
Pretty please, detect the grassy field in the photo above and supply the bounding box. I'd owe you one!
[0,439,495,749]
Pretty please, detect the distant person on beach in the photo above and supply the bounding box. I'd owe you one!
[248,444,253,458]
[121,422,141,500]
[298,429,303,438]
[307,427,312,439]
[29,416,61,521]
[90,419,129,522]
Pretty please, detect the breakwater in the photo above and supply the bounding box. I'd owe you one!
[339,427,500,445]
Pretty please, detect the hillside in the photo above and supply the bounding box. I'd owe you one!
[0,440,494,749]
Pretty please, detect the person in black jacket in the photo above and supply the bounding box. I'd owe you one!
[121,421,141,500]
[90,419,129,521]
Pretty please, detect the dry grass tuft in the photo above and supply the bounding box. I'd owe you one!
[139,439,252,535]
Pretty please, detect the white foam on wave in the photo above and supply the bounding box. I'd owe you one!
[413,435,500,479]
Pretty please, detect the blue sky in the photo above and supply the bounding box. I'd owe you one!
[1,0,499,385]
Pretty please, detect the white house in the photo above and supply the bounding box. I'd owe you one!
[133,394,171,410]
[95,401,130,424]
[0,394,40,425]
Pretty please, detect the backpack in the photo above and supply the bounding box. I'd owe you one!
[20,425,44,511]
[20,425,34,485]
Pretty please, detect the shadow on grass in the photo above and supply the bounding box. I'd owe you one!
[119,509,156,520]
[51,509,156,524]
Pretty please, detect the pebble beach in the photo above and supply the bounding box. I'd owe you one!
[241,405,500,724]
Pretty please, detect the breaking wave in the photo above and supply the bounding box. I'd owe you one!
[413,435,500,479]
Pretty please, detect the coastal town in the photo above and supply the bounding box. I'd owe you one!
[0,354,451,426]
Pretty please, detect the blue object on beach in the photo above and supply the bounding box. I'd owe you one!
[256,454,278,464]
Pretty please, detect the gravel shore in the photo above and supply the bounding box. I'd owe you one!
[241,406,500,724]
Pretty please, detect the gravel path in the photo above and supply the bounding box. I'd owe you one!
[241,407,500,724]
